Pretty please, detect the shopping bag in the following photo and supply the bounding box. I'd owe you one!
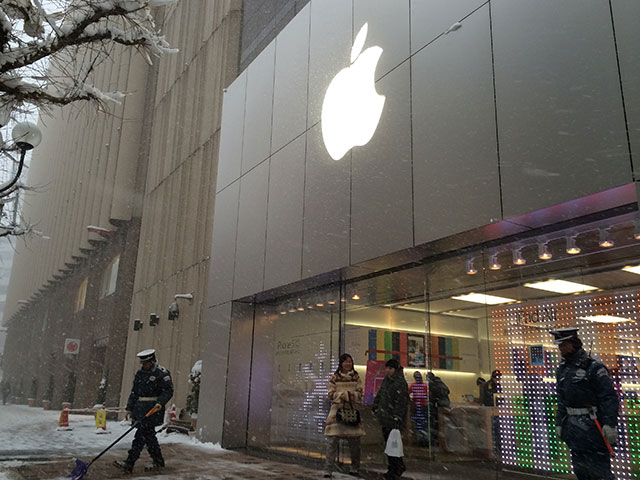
[384,428,403,457]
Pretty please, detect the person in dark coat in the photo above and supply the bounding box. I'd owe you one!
[115,349,174,473]
[373,359,410,480]
[426,372,450,446]
[1,379,10,405]
[480,370,502,459]
[551,328,618,480]
[480,370,500,407]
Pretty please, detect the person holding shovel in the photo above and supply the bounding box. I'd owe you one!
[551,328,618,480]
[114,349,174,473]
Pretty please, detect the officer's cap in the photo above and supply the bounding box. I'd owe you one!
[137,349,156,362]
[549,328,579,345]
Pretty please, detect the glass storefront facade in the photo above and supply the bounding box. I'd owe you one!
[205,3,640,477]
[224,207,640,478]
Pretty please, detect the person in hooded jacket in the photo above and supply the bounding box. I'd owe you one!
[114,349,174,473]
[426,372,450,446]
[373,358,410,480]
[551,328,618,480]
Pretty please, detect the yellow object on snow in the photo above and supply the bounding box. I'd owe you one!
[95,408,107,430]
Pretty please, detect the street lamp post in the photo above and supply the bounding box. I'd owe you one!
[0,121,42,196]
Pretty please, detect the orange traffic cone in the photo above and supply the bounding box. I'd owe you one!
[57,406,72,431]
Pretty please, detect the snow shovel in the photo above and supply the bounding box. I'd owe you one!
[67,404,161,480]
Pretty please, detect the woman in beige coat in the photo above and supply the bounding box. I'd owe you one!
[324,353,365,478]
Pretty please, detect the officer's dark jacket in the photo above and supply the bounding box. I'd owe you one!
[127,363,174,426]
[555,348,619,452]
[373,368,410,430]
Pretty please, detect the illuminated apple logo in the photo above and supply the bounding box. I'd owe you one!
[321,23,385,161]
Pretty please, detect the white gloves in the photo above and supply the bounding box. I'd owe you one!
[154,403,162,411]
[602,424,617,445]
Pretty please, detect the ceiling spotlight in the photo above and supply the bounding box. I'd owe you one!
[598,228,614,248]
[489,253,501,270]
[565,236,581,255]
[512,249,526,265]
[288,304,296,313]
[634,220,640,240]
[328,300,336,305]
[466,257,477,275]
[352,294,360,300]
[316,302,324,307]
[538,243,552,260]
[280,309,287,315]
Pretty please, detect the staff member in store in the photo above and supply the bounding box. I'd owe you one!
[551,328,618,480]
[114,349,174,473]
[480,370,501,407]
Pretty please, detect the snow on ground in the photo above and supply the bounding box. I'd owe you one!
[0,405,354,480]
[0,404,221,458]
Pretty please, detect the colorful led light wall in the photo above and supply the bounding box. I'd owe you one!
[491,290,640,478]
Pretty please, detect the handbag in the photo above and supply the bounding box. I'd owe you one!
[336,400,361,426]
[384,428,404,457]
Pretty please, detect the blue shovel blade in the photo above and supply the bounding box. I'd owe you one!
[67,459,91,480]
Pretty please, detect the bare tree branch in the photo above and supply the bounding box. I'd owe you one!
[0,0,178,237]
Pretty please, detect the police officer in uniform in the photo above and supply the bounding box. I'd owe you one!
[551,328,618,480]
[115,349,174,473]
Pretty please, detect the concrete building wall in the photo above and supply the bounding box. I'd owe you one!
[2,222,140,408]
[2,39,152,407]
[4,47,150,321]
[119,1,242,415]
[3,0,244,415]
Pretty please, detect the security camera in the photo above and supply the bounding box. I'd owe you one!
[168,301,179,321]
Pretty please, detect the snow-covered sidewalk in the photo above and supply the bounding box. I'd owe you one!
[0,404,337,480]
[0,404,217,459]
[0,404,539,479]
[0,404,236,479]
